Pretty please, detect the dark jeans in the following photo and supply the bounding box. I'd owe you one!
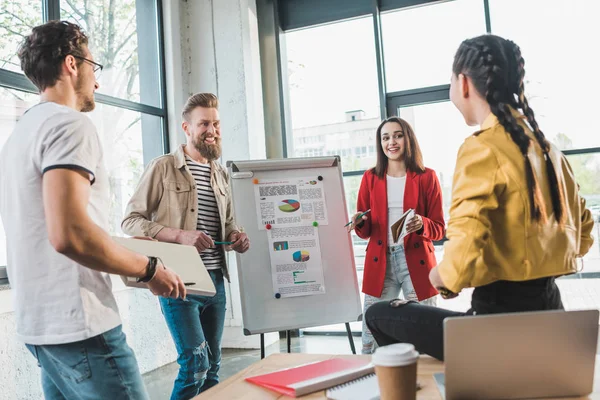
[159,270,226,400]
[365,277,564,361]
[26,325,148,400]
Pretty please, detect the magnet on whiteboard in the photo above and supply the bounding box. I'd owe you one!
[312,221,319,227]
[252,178,259,184]
[275,293,281,299]
[231,171,254,179]
[266,224,272,230]
[318,176,323,181]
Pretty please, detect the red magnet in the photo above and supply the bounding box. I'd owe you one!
[266,223,272,230]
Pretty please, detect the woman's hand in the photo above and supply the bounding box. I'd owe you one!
[438,287,459,299]
[347,211,369,232]
[405,213,424,234]
[429,266,459,299]
[347,212,367,232]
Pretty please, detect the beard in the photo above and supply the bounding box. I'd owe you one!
[74,76,95,112]
[193,133,222,161]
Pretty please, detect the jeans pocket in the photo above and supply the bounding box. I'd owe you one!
[50,345,92,384]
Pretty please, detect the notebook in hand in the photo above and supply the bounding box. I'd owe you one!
[245,358,374,398]
[112,236,216,296]
[391,208,415,243]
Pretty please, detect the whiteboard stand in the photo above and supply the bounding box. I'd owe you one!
[228,157,362,359]
[259,325,356,359]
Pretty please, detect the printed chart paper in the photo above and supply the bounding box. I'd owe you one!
[267,226,326,298]
[254,177,329,230]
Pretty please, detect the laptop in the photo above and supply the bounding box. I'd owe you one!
[112,236,216,296]
[434,309,599,400]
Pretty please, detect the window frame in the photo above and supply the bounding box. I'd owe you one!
[268,0,600,275]
[0,0,170,277]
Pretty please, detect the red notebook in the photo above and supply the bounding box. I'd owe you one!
[245,358,374,397]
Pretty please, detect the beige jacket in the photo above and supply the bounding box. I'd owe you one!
[121,144,239,280]
[438,111,595,293]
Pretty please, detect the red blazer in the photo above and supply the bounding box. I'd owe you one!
[355,168,445,300]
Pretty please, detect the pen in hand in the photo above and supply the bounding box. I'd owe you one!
[344,209,371,228]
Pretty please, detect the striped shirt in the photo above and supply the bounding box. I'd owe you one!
[186,155,223,270]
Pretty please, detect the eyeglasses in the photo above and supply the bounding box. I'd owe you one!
[70,55,103,81]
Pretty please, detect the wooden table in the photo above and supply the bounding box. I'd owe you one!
[194,353,444,399]
[195,353,600,400]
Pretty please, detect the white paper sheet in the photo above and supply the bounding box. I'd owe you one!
[267,226,326,298]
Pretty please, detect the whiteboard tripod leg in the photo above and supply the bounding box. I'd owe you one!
[345,323,356,354]
[287,330,291,353]
[260,333,265,359]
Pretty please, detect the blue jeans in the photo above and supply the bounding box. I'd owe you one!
[361,244,436,354]
[159,269,226,400]
[25,325,148,400]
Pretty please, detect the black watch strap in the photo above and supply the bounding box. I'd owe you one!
[137,256,158,283]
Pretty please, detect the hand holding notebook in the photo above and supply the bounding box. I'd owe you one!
[391,208,415,244]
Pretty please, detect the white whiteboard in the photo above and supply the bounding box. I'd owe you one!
[228,157,361,335]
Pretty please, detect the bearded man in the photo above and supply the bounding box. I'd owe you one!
[122,93,249,400]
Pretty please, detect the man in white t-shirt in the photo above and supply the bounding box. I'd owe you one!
[0,21,186,400]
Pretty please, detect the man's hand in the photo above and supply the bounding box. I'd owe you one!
[227,231,250,253]
[176,230,214,252]
[132,236,157,241]
[146,260,187,299]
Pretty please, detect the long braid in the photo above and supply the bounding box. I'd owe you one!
[471,40,547,223]
[511,41,566,223]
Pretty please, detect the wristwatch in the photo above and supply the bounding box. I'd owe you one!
[137,256,158,283]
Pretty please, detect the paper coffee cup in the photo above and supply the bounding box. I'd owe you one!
[372,343,419,400]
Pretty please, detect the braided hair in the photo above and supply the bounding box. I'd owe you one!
[452,34,565,224]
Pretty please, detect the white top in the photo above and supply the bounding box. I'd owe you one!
[0,102,120,345]
[386,174,406,244]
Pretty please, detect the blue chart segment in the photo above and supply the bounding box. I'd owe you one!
[292,250,310,262]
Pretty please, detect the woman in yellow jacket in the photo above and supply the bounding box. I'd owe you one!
[365,34,595,361]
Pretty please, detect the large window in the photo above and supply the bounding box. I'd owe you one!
[285,17,381,172]
[0,1,43,73]
[0,0,168,275]
[381,0,486,92]
[276,0,600,329]
[489,0,600,151]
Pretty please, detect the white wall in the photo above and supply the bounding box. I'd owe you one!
[0,0,275,397]
[162,0,277,349]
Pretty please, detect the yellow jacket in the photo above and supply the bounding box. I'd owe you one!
[438,111,595,293]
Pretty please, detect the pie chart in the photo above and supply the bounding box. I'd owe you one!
[279,199,300,213]
[293,250,310,262]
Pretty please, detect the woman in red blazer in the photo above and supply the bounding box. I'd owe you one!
[348,116,445,354]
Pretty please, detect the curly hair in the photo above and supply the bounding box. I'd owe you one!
[18,21,89,91]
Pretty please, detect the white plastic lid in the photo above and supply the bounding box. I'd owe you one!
[372,343,419,367]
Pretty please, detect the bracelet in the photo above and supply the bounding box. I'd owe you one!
[137,256,158,283]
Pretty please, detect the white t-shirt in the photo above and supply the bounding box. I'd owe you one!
[0,102,120,345]
[387,174,406,245]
